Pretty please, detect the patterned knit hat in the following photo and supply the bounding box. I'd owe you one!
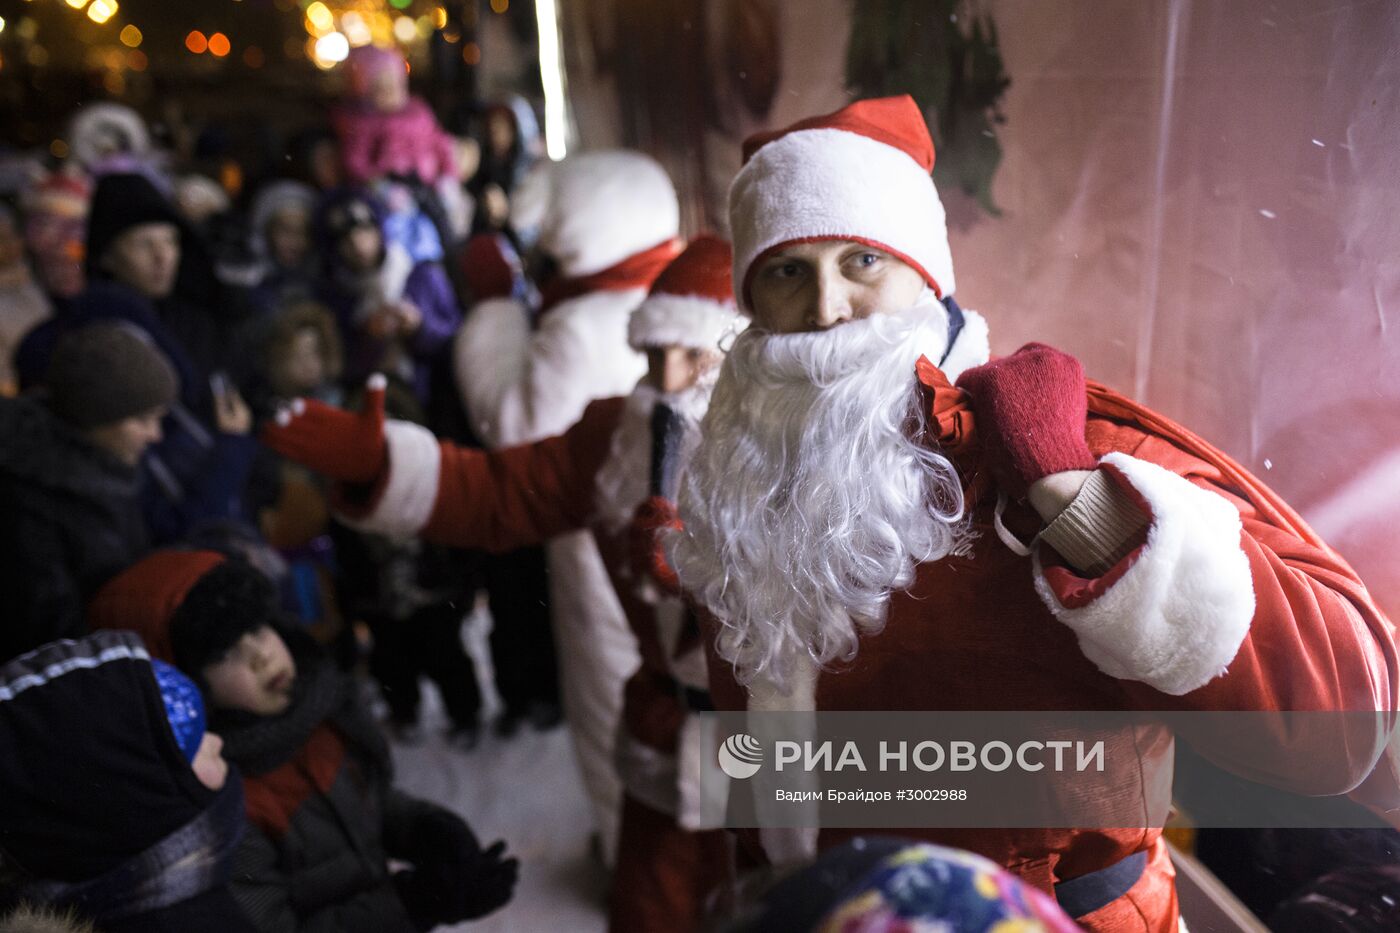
[734,837,1080,932]
[814,841,1082,932]
[728,95,955,311]
[151,659,207,762]
[23,172,92,299]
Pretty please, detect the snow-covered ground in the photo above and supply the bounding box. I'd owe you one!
[391,719,609,932]
[386,606,609,932]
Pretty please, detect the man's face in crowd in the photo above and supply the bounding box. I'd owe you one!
[748,239,925,334]
[85,407,166,466]
[266,207,311,270]
[102,222,181,299]
[645,343,725,395]
[202,625,297,717]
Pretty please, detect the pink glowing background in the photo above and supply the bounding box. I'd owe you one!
[949,2,1400,620]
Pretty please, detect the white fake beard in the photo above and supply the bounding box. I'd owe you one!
[592,374,716,535]
[669,303,971,693]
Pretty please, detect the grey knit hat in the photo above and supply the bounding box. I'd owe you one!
[46,322,178,429]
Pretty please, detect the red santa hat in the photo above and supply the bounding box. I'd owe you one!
[728,95,956,311]
[87,550,227,664]
[627,235,744,351]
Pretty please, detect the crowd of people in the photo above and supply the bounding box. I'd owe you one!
[1,44,559,741]
[1,43,1398,933]
[0,42,558,933]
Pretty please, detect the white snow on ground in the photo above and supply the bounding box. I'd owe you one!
[386,603,609,932]
[390,720,609,932]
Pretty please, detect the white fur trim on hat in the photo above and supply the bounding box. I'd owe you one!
[627,293,744,352]
[729,127,955,310]
[67,103,151,172]
[1033,452,1256,696]
[334,419,442,540]
[541,151,680,278]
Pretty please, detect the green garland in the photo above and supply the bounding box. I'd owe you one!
[846,0,1011,215]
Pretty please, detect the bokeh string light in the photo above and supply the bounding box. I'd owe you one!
[85,0,116,25]
[292,1,457,71]
[12,0,474,110]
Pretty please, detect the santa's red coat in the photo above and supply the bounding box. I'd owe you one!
[337,397,727,930]
[692,360,1398,933]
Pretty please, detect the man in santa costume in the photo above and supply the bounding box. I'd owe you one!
[665,96,1398,932]
[453,149,684,862]
[264,237,745,931]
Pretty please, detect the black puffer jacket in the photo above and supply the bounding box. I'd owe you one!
[0,396,148,662]
[219,648,466,933]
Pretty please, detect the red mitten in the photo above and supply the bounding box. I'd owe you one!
[629,496,683,596]
[954,343,1097,499]
[260,375,388,485]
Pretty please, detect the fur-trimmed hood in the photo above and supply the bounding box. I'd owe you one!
[66,103,152,174]
[247,180,318,263]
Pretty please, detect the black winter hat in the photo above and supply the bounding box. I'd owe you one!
[85,173,184,278]
[46,321,178,429]
[169,559,283,677]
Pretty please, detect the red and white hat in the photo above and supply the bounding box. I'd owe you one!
[627,235,744,352]
[728,95,955,311]
[87,550,228,664]
[23,171,91,221]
